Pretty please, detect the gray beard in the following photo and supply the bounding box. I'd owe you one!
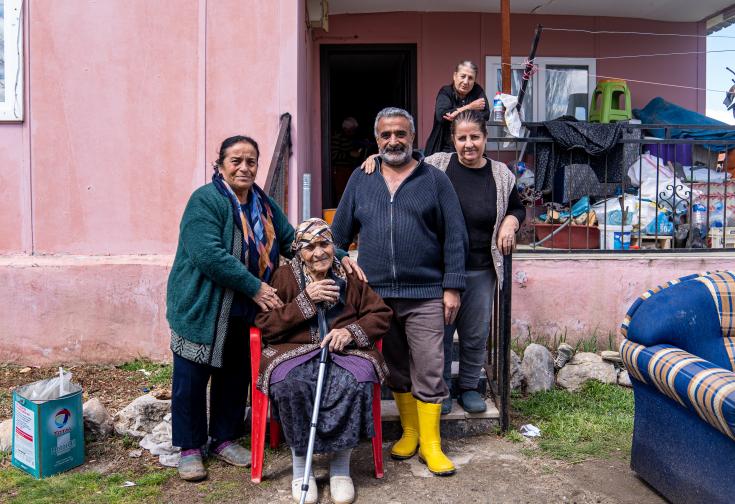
[380,145,413,167]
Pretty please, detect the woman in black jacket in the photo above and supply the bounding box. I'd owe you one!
[424,60,491,156]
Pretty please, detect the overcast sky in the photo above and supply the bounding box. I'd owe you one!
[706,23,735,125]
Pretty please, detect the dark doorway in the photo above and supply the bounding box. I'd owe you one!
[320,44,417,209]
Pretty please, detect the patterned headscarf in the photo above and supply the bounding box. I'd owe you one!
[290,218,346,300]
[291,218,335,253]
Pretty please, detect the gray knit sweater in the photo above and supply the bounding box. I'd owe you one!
[426,152,516,289]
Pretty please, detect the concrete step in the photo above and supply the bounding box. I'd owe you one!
[380,398,499,439]
[380,361,488,399]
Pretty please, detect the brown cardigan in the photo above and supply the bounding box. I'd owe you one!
[254,260,392,393]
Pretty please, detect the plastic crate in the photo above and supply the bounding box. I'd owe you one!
[534,223,600,249]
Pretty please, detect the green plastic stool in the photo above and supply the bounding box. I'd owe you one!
[589,79,632,123]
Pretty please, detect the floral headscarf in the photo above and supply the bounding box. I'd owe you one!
[291,218,334,253]
[290,219,346,305]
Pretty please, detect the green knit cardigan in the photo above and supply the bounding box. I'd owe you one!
[166,183,295,366]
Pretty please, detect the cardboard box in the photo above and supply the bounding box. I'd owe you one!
[11,380,84,478]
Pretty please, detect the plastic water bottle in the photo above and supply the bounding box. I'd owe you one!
[492,92,504,122]
[692,203,707,238]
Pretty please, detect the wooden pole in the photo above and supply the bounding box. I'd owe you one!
[501,0,511,95]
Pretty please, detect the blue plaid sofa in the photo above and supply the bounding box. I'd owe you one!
[620,271,735,504]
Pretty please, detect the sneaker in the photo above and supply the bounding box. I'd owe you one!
[457,390,487,413]
[441,397,453,415]
[212,441,251,467]
[178,449,207,482]
[291,476,318,503]
[330,475,355,504]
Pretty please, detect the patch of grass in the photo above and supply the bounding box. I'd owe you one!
[117,359,172,387]
[203,480,240,503]
[504,430,525,443]
[0,467,175,504]
[121,434,136,449]
[511,381,634,463]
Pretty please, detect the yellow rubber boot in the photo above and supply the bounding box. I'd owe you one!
[416,400,456,476]
[390,392,419,460]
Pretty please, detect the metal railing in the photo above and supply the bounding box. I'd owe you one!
[488,254,512,432]
[487,122,735,253]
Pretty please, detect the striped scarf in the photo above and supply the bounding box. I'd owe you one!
[212,173,278,282]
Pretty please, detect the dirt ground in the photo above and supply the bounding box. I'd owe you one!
[1,365,665,503]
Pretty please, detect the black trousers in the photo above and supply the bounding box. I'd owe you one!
[171,318,250,450]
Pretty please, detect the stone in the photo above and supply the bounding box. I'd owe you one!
[0,419,12,453]
[521,344,555,393]
[618,369,632,388]
[556,352,617,391]
[601,350,623,364]
[151,388,171,400]
[554,343,575,369]
[114,393,171,438]
[128,449,143,458]
[83,397,114,438]
[509,350,524,391]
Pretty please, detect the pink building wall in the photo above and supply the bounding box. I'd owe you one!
[0,0,309,363]
[0,4,729,366]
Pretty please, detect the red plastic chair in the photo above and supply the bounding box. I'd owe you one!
[249,327,384,483]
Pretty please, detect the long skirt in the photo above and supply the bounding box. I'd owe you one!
[270,356,374,456]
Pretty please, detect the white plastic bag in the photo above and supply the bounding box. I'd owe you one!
[499,93,523,138]
[22,368,74,401]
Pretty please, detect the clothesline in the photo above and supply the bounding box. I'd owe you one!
[595,49,735,60]
[543,27,735,39]
[500,62,732,93]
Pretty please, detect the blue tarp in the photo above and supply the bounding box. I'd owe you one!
[633,97,735,152]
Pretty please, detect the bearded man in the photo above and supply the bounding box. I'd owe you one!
[331,107,468,476]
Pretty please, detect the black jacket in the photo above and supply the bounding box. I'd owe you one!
[424,84,491,156]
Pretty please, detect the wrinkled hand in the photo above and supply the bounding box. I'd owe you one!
[341,256,368,282]
[443,289,461,325]
[360,154,379,175]
[305,279,340,304]
[253,282,283,312]
[497,215,519,255]
[321,327,353,352]
[469,98,486,111]
[442,110,460,122]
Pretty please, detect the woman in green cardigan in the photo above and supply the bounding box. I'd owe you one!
[166,135,364,482]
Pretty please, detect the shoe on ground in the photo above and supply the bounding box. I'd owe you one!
[291,476,318,504]
[178,451,207,482]
[441,397,453,415]
[458,390,487,413]
[212,442,251,467]
[330,475,355,504]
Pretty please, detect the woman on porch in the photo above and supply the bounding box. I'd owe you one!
[255,218,392,504]
[362,110,525,414]
[424,60,491,155]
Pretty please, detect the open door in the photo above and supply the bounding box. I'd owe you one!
[320,44,417,209]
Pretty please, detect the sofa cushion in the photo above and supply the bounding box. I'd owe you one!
[621,271,735,372]
[620,339,735,441]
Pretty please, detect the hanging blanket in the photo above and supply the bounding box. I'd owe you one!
[532,117,625,198]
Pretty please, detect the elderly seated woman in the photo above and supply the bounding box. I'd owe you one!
[255,218,392,504]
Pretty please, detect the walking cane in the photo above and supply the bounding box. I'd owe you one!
[299,307,330,504]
